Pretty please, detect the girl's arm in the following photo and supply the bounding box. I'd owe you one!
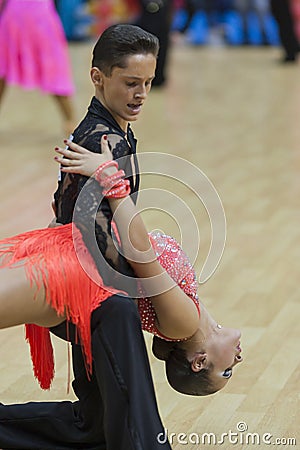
[54,137,199,340]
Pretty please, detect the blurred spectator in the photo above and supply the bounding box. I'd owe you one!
[134,0,173,86]
[234,0,271,44]
[0,0,75,134]
[270,0,300,62]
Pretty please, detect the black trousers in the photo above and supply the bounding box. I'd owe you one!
[0,296,171,450]
[134,0,173,86]
[270,0,299,58]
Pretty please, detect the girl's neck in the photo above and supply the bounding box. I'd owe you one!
[181,303,216,356]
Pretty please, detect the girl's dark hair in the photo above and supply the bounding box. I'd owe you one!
[152,336,219,396]
[92,24,160,76]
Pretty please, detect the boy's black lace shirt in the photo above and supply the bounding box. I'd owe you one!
[53,97,140,292]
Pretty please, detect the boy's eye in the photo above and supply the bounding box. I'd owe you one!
[222,368,232,379]
[126,81,152,88]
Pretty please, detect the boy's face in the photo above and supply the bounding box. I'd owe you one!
[92,53,157,131]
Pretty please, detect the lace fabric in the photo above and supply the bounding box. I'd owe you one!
[54,97,139,293]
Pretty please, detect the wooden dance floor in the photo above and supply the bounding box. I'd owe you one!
[0,41,299,449]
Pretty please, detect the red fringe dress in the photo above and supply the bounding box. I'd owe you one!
[0,223,121,389]
[0,227,200,390]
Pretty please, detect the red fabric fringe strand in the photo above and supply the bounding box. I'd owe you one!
[25,324,55,390]
[0,223,121,389]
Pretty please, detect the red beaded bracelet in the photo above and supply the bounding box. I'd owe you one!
[100,169,126,191]
[93,160,118,184]
[103,179,131,199]
[94,161,131,199]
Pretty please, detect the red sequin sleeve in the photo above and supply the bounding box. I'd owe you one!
[138,232,200,341]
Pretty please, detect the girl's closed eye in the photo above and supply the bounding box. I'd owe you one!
[222,368,233,379]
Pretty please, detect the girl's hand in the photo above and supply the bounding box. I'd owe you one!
[54,135,113,177]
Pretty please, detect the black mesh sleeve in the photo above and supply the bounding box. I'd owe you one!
[53,123,138,294]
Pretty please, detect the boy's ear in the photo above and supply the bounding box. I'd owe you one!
[90,67,103,86]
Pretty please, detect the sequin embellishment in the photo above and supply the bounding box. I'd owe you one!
[138,232,199,341]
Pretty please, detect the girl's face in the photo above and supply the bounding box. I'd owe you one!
[206,326,243,390]
[93,53,157,131]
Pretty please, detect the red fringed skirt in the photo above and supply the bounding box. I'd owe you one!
[0,223,122,389]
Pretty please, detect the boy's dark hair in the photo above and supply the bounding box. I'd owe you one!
[92,24,160,76]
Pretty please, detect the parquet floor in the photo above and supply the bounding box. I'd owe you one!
[0,40,299,449]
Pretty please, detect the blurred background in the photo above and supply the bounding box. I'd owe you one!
[0,1,299,448]
[52,0,298,46]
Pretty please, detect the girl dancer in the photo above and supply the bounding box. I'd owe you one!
[0,0,75,134]
[0,135,243,396]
